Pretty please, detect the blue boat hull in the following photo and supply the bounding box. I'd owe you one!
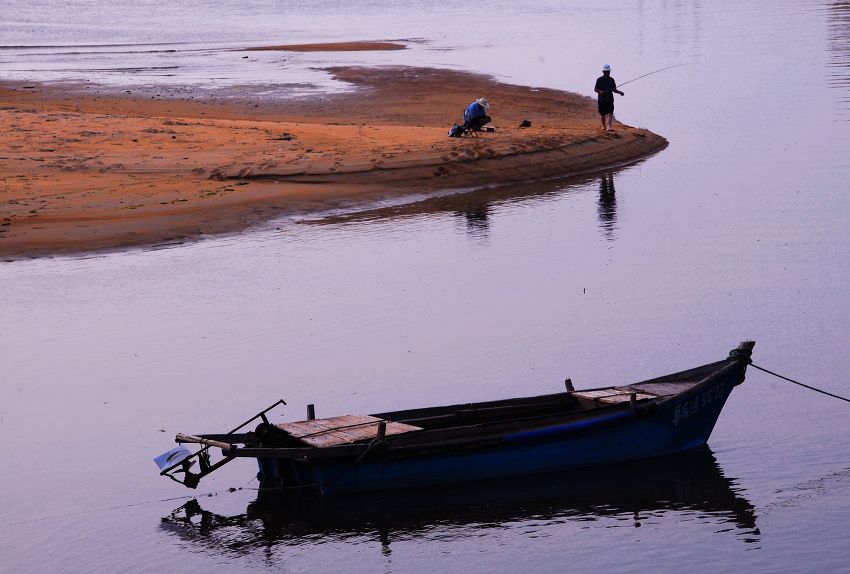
[258,359,744,495]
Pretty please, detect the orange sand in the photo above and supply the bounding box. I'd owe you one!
[0,66,666,258]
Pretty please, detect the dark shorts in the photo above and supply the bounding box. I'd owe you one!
[598,100,614,116]
[464,114,491,131]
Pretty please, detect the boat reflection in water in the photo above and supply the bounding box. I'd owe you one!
[161,448,758,556]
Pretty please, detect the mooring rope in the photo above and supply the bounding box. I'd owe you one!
[750,363,850,404]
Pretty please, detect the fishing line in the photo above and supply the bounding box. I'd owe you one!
[750,363,850,404]
[617,63,688,88]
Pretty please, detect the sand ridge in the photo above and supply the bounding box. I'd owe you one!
[245,41,407,51]
[0,66,667,258]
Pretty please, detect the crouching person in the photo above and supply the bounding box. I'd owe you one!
[463,97,491,132]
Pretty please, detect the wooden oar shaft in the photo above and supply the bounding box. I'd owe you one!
[175,433,233,450]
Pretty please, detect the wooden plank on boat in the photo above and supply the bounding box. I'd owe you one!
[632,381,699,397]
[595,392,655,404]
[275,415,421,448]
[572,388,630,400]
[573,387,656,405]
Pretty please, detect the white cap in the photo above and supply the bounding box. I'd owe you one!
[602,64,611,71]
[476,97,490,109]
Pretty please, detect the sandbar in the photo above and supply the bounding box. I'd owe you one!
[0,66,667,258]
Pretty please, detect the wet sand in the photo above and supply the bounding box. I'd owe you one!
[245,41,406,51]
[0,66,666,258]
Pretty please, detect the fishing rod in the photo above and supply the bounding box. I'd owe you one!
[617,63,687,88]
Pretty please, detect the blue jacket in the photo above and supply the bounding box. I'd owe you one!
[464,102,486,123]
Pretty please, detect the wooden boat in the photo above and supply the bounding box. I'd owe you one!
[157,341,754,494]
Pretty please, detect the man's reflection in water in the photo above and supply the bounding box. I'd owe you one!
[455,202,490,238]
[597,171,618,241]
[826,2,850,119]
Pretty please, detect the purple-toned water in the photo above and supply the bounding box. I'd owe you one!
[1,1,849,573]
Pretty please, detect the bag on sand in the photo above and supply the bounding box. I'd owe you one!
[448,123,464,138]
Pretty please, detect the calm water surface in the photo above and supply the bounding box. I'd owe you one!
[1,1,849,573]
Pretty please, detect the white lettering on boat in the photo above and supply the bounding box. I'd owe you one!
[672,384,726,426]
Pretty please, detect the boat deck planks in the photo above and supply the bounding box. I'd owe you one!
[276,415,422,447]
[572,387,657,405]
[632,381,701,397]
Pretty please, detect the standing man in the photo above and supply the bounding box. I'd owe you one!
[595,64,624,131]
